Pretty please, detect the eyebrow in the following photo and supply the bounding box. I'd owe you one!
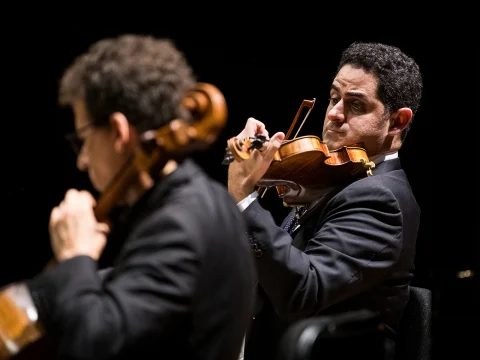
[331,84,369,100]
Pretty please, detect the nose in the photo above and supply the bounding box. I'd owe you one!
[76,148,89,172]
[327,100,345,123]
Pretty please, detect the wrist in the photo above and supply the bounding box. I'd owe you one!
[55,251,77,262]
[228,183,255,203]
[55,250,96,262]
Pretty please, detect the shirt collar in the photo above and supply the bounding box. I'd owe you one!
[369,151,398,165]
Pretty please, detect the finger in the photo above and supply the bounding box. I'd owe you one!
[247,117,269,138]
[262,132,285,160]
[238,118,268,139]
[64,188,79,201]
[96,222,110,234]
[62,189,78,211]
[80,190,97,207]
[64,190,95,213]
[49,207,61,230]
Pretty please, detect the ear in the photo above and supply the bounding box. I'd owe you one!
[109,112,131,153]
[388,107,412,136]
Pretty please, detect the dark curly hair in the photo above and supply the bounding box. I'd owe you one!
[337,42,423,140]
[58,34,197,132]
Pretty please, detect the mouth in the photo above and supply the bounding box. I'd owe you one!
[324,123,343,133]
[325,128,343,135]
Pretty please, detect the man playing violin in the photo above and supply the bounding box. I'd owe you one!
[17,34,256,360]
[227,41,423,359]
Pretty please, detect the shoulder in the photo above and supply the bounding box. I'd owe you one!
[337,174,399,201]
[140,160,246,242]
[323,167,418,219]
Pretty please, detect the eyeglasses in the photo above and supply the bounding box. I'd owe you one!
[65,123,94,154]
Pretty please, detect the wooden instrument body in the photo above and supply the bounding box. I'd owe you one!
[258,135,372,206]
[222,99,375,207]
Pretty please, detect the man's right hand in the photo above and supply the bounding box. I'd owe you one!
[227,117,285,203]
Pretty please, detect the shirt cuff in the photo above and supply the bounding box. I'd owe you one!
[237,191,259,212]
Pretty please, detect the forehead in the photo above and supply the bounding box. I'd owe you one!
[72,99,91,129]
[332,65,379,99]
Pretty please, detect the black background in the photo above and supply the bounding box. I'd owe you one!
[0,21,476,358]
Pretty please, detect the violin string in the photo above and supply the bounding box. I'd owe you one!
[293,98,316,139]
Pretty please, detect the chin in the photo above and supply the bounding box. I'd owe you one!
[323,139,336,150]
[89,174,105,193]
[90,182,103,193]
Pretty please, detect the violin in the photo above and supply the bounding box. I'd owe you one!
[0,82,228,360]
[223,98,375,207]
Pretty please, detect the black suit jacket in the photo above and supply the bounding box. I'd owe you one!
[26,159,256,360]
[243,158,420,359]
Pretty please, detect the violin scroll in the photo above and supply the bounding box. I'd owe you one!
[222,135,268,165]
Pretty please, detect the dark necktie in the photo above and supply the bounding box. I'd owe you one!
[282,206,308,234]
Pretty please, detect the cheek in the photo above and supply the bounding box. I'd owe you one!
[322,116,328,130]
[350,116,384,137]
[87,137,113,170]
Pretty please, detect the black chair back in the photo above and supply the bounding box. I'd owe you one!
[395,286,432,360]
[277,309,391,360]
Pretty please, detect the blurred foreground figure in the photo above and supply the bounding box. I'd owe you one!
[0,34,255,360]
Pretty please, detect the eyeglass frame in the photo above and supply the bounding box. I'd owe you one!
[65,122,95,154]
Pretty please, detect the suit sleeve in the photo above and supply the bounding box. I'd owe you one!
[26,208,199,360]
[243,180,403,322]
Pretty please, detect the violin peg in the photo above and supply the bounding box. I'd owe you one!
[248,140,261,150]
[222,151,234,165]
